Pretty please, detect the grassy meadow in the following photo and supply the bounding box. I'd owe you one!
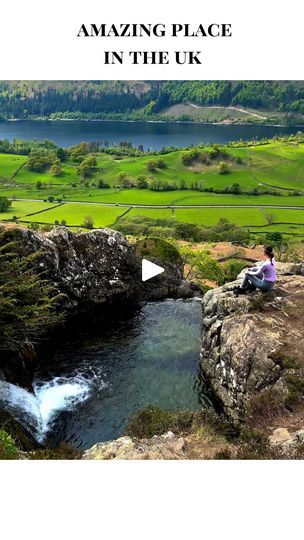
[1,140,304,235]
[0,154,27,178]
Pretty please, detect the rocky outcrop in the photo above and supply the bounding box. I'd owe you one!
[82,428,235,460]
[83,431,188,460]
[0,225,197,388]
[0,408,38,451]
[200,264,304,424]
[0,341,37,391]
[268,426,304,456]
[8,225,196,308]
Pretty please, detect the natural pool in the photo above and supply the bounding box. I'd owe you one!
[0,299,210,450]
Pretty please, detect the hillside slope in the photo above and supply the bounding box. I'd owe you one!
[0,81,304,124]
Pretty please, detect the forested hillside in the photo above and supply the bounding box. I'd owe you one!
[0,81,304,123]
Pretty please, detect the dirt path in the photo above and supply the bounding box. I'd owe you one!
[186,102,268,120]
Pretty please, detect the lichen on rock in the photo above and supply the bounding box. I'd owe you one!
[200,264,304,425]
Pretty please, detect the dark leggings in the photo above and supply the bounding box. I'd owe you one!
[241,272,274,292]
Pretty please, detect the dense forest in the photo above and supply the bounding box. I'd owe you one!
[0,81,304,122]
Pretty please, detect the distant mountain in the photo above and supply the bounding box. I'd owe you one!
[0,81,304,124]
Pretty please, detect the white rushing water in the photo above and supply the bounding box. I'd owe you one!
[0,377,91,442]
[0,300,205,448]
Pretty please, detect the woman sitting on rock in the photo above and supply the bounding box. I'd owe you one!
[234,245,277,295]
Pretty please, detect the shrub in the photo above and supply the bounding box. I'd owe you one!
[0,229,66,353]
[98,178,110,189]
[136,175,149,189]
[50,161,62,176]
[26,149,57,173]
[229,182,241,194]
[126,406,196,438]
[82,215,94,229]
[156,159,166,169]
[134,237,182,265]
[0,196,12,213]
[29,222,40,231]
[181,149,200,166]
[147,160,158,172]
[222,259,245,283]
[285,375,304,408]
[246,388,286,427]
[0,430,19,460]
[196,254,224,284]
[29,443,82,460]
[218,161,229,175]
[235,432,276,460]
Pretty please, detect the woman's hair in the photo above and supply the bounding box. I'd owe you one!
[264,245,274,265]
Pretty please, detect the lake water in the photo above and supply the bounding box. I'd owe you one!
[0,299,210,450]
[0,120,298,149]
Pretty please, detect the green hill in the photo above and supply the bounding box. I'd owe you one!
[0,81,304,125]
[0,135,304,236]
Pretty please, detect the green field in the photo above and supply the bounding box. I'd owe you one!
[2,189,304,207]
[13,162,79,185]
[0,154,27,179]
[94,150,257,190]
[0,200,59,221]
[1,140,304,235]
[125,206,304,228]
[19,203,128,228]
[3,202,304,234]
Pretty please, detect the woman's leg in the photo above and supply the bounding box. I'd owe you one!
[247,275,273,291]
[241,273,251,289]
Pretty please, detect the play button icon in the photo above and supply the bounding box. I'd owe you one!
[141,258,164,282]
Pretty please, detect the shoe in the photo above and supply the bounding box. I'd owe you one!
[247,283,257,293]
[233,286,247,296]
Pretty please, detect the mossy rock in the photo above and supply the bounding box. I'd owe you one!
[0,408,38,451]
[0,429,20,460]
[134,238,182,266]
[0,225,23,246]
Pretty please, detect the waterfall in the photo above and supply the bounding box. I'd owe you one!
[0,377,91,442]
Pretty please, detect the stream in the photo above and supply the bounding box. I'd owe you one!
[0,299,210,450]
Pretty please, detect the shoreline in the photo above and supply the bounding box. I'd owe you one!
[3,118,304,129]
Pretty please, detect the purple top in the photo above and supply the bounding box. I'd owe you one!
[249,259,277,282]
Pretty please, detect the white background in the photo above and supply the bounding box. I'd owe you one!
[0,0,303,79]
[1,461,302,539]
[0,0,303,538]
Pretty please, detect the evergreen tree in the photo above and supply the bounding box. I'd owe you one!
[0,229,65,352]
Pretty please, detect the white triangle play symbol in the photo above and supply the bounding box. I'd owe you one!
[141,258,164,282]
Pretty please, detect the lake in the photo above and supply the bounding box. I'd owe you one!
[0,299,210,449]
[0,120,299,149]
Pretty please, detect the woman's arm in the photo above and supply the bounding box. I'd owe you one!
[247,265,262,274]
[247,263,266,275]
